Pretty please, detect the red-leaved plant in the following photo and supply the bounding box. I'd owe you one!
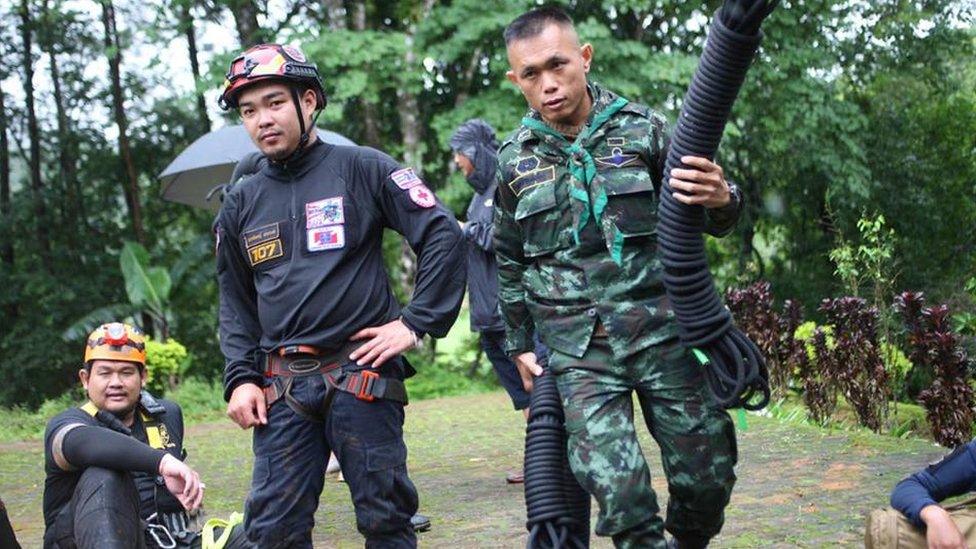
[819,297,890,432]
[797,327,838,425]
[894,291,975,447]
[726,281,806,397]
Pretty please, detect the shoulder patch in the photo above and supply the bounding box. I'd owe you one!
[390,167,423,190]
[408,185,436,208]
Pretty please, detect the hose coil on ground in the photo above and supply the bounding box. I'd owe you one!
[656,0,779,410]
[524,371,590,549]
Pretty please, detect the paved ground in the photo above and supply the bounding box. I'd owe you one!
[0,391,947,547]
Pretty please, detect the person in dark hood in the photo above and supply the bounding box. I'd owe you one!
[451,119,548,484]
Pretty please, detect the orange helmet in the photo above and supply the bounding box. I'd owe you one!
[218,43,326,111]
[84,323,147,366]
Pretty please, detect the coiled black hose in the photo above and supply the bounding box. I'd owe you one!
[656,0,779,411]
[524,370,590,548]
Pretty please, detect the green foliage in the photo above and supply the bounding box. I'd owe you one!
[882,342,914,402]
[145,337,190,395]
[794,321,834,362]
[165,377,226,424]
[0,390,84,443]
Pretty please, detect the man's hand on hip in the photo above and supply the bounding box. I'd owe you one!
[349,319,418,368]
[514,352,543,392]
[227,382,267,429]
[669,155,730,209]
[158,453,204,512]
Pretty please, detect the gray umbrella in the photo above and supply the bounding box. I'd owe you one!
[158,124,356,211]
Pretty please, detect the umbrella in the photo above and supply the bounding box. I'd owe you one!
[158,125,356,211]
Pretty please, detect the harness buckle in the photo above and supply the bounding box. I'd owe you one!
[356,370,379,402]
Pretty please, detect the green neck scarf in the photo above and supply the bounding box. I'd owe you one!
[521,95,629,263]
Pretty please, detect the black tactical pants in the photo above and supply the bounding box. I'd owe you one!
[44,467,144,549]
[245,363,418,548]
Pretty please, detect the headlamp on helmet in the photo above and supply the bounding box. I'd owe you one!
[84,322,147,367]
[218,44,327,111]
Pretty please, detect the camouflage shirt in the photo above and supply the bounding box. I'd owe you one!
[494,83,741,360]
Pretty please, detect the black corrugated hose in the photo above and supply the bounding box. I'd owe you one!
[657,0,779,410]
[524,369,590,548]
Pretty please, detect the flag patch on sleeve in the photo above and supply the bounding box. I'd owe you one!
[390,167,423,190]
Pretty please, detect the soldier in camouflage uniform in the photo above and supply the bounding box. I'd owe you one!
[495,8,745,549]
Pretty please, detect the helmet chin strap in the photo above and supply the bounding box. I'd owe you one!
[276,86,322,166]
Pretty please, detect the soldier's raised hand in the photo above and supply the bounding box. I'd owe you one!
[668,155,731,209]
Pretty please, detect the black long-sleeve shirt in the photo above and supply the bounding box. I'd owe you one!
[43,399,185,528]
[215,139,466,399]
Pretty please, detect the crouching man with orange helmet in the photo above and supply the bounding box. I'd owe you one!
[42,323,205,549]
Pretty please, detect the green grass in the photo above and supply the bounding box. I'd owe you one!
[1,390,949,547]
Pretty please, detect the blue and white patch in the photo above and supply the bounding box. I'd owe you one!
[595,147,641,169]
[390,167,423,190]
[305,197,344,229]
[307,226,345,252]
[509,155,555,197]
[607,137,626,147]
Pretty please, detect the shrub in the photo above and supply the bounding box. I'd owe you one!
[725,281,807,397]
[819,297,890,432]
[796,327,838,425]
[145,338,190,395]
[881,342,913,402]
[726,282,781,393]
[794,321,835,363]
[776,299,806,391]
[894,291,975,447]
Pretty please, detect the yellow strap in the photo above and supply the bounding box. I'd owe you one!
[202,512,245,549]
[141,411,165,449]
[80,401,99,417]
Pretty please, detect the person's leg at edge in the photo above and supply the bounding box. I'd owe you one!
[327,363,418,549]
[635,340,737,549]
[45,466,144,549]
[244,376,328,549]
[481,330,530,482]
[550,338,667,549]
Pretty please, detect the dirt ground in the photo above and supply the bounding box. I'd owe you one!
[0,391,947,547]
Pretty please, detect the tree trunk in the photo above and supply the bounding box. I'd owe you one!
[102,0,145,244]
[454,46,482,108]
[0,86,16,321]
[350,1,381,147]
[18,0,53,270]
[0,88,11,266]
[180,1,211,135]
[228,0,264,46]
[48,45,81,238]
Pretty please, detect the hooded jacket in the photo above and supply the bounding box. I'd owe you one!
[451,120,505,333]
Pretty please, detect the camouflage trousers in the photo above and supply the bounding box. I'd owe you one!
[550,336,738,548]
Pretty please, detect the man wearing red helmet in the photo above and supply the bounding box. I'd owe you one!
[214,44,465,548]
[42,323,205,548]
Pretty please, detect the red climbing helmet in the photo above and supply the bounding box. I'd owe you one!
[218,43,326,111]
